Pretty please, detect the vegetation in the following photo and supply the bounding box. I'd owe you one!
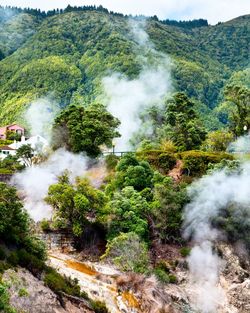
[0,8,248,126]
[165,93,207,151]
[101,232,150,273]
[45,173,106,237]
[52,103,120,157]
[0,6,249,310]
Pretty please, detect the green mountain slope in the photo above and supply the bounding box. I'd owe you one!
[0,9,249,128]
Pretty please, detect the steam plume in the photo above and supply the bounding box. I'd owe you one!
[102,19,172,151]
[12,148,88,222]
[24,97,60,141]
[183,162,250,312]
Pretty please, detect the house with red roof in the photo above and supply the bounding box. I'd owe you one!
[0,145,16,159]
[0,124,24,140]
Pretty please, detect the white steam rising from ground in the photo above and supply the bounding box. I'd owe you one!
[102,19,172,151]
[12,149,88,221]
[25,97,60,140]
[183,162,250,313]
[227,132,250,154]
[12,98,89,221]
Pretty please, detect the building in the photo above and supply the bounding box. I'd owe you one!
[0,124,25,140]
[0,134,49,161]
[9,135,49,152]
[0,145,16,160]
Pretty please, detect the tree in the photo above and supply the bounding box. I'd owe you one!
[101,186,150,240]
[106,154,154,194]
[16,144,34,167]
[221,84,250,136]
[52,103,120,157]
[165,93,206,151]
[45,174,106,237]
[150,177,188,243]
[101,232,150,273]
[0,182,45,260]
[202,129,234,152]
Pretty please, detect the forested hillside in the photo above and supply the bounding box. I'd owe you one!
[0,6,249,129]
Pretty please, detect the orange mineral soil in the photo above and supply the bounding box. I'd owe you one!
[122,291,140,309]
[65,260,97,276]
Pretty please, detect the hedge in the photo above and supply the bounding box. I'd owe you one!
[178,150,234,176]
[136,150,177,173]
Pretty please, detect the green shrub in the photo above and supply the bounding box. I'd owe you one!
[18,288,29,297]
[0,282,16,313]
[0,169,14,174]
[179,150,234,176]
[102,232,150,273]
[0,261,11,274]
[16,249,45,276]
[40,219,51,232]
[91,300,109,313]
[158,153,177,173]
[154,268,177,284]
[168,274,177,284]
[105,154,119,171]
[7,251,19,267]
[154,268,170,284]
[180,247,191,257]
[44,268,82,297]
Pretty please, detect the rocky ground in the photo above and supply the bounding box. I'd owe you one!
[2,243,249,313]
[2,268,94,313]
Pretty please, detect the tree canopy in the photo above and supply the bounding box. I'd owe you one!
[52,103,120,157]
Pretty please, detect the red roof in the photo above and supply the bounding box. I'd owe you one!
[0,145,15,151]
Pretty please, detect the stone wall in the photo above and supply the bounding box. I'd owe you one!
[39,231,75,253]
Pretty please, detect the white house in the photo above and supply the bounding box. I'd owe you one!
[0,145,16,160]
[9,135,49,152]
[0,135,49,160]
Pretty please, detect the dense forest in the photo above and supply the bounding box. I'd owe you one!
[0,6,249,130]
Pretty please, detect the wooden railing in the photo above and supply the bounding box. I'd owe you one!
[102,151,135,157]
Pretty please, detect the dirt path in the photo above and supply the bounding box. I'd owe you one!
[168,160,183,182]
[48,253,139,313]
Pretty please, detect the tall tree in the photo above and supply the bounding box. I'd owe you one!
[52,103,120,157]
[223,84,250,136]
[165,92,206,151]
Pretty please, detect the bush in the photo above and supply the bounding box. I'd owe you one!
[44,268,82,297]
[40,219,51,232]
[0,282,16,313]
[101,232,150,273]
[18,288,29,297]
[179,150,234,176]
[154,268,170,284]
[158,153,177,173]
[16,249,45,277]
[137,150,177,173]
[0,261,11,274]
[105,154,119,171]
[180,247,191,257]
[154,269,177,284]
[91,300,109,313]
[7,251,19,267]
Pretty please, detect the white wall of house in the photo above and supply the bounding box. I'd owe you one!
[0,149,16,160]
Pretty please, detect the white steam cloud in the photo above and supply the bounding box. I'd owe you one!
[227,132,250,154]
[183,162,250,312]
[102,19,172,151]
[12,148,88,222]
[12,98,89,221]
[25,97,60,140]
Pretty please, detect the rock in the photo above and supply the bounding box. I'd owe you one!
[2,268,93,313]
